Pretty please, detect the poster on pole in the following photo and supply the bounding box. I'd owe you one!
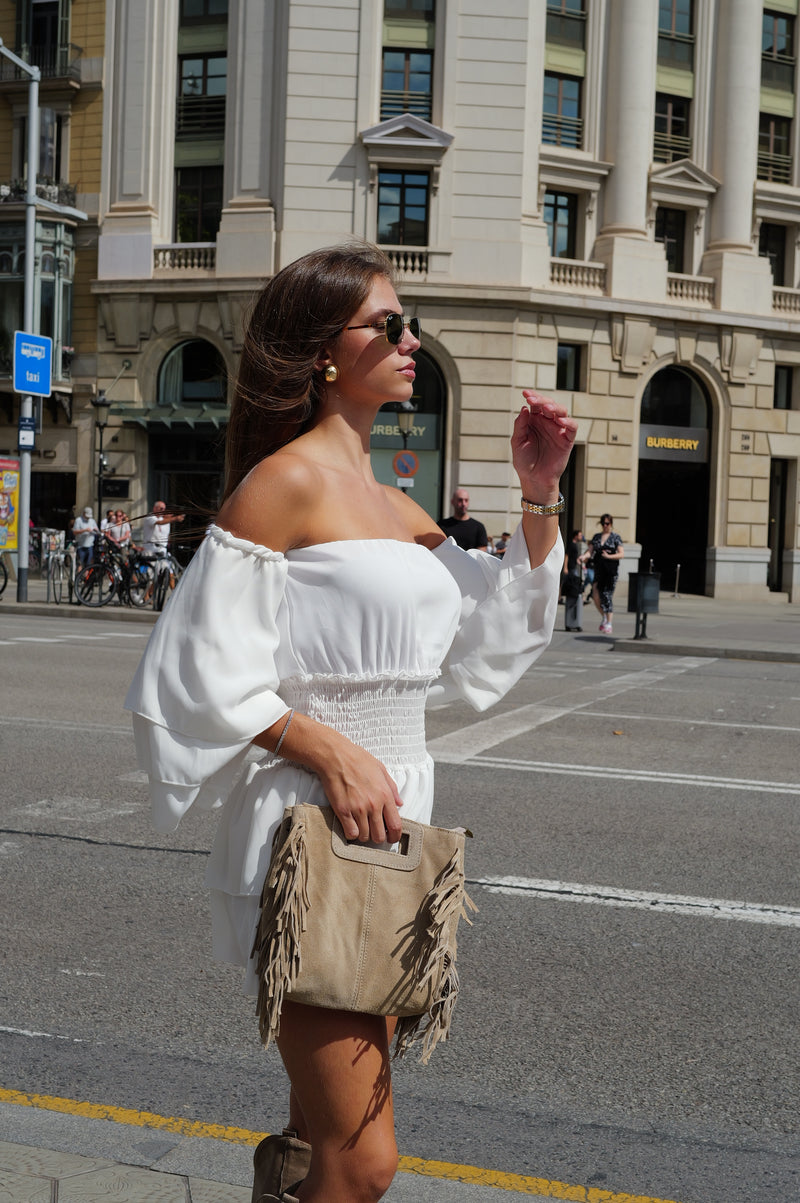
[0,457,20,553]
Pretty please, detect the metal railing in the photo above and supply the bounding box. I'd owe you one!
[380,246,429,278]
[176,94,226,139]
[761,53,795,92]
[0,177,77,207]
[550,258,606,293]
[653,130,692,163]
[542,112,583,149]
[657,31,694,70]
[154,244,217,273]
[667,274,715,305]
[0,42,82,81]
[379,90,432,121]
[757,149,793,184]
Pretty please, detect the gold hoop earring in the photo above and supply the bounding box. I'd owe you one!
[324,365,339,383]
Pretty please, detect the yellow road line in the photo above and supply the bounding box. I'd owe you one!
[0,1086,684,1203]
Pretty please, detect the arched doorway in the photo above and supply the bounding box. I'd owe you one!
[149,339,228,539]
[370,348,446,518]
[637,366,711,594]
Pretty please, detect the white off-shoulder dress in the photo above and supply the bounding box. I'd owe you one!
[126,523,562,994]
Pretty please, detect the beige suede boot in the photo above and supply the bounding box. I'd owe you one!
[251,1127,311,1202]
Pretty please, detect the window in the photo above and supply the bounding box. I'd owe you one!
[654,94,691,162]
[175,166,223,242]
[556,343,583,391]
[377,170,429,246]
[384,0,435,16]
[658,0,694,69]
[158,340,227,407]
[762,10,795,91]
[381,49,433,121]
[759,222,787,286]
[544,190,577,259]
[179,0,228,22]
[545,0,586,50]
[758,114,792,183]
[655,206,687,273]
[177,53,227,138]
[0,222,73,381]
[774,364,793,410]
[542,73,582,149]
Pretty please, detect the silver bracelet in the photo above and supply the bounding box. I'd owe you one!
[274,709,294,756]
[521,491,565,516]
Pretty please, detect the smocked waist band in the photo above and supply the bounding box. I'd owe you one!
[279,673,434,767]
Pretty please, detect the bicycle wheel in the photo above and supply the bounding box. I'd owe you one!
[50,557,64,604]
[64,552,75,603]
[128,560,154,607]
[75,563,116,607]
[152,563,170,611]
[0,555,7,598]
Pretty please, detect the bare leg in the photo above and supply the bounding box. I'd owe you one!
[591,582,603,616]
[277,1003,399,1203]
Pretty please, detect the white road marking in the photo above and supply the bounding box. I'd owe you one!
[59,969,105,978]
[428,658,709,761]
[574,710,800,734]
[473,875,800,928]
[117,770,149,784]
[0,715,130,735]
[459,756,800,796]
[0,1025,83,1042]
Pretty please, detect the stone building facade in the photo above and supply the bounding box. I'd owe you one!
[4,0,800,600]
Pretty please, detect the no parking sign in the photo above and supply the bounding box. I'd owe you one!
[392,450,419,488]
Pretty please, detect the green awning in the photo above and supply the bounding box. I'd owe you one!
[111,403,229,429]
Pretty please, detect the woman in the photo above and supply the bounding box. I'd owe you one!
[126,244,576,1203]
[589,513,624,634]
[563,528,587,631]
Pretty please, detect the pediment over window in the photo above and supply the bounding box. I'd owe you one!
[360,114,454,193]
[360,113,454,151]
[649,159,720,209]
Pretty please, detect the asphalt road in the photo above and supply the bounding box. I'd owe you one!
[1,610,799,1203]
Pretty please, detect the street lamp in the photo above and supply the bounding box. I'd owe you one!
[91,358,131,518]
[91,392,111,519]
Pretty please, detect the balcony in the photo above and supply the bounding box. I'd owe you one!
[154,244,216,275]
[667,274,714,306]
[0,178,77,207]
[653,130,692,164]
[379,90,432,122]
[657,32,694,71]
[381,246,428,280]
[542,113,583,150]
[545,10,586,49]
[549,258,606,294]
[0,43,82,83]
[176,94,226,140]
[773,286,800,314]
[762,53,795,92]
[758,149,793,184]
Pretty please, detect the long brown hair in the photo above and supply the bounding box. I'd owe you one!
[222,242,394,503]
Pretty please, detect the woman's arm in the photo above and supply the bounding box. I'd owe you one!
[514,391,577,569]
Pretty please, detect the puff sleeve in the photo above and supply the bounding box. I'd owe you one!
[427,524,563,711]
[125,526,291,832]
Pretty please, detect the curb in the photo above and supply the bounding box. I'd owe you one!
[614,638,800,664]
[0,602,157,623]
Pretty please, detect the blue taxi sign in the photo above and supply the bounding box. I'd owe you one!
[13,331,52,398]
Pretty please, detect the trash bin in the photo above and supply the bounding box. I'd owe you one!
[627,571,660,638]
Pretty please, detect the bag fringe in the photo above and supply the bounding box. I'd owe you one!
[392,850,478,1064]
[252,813,310,1048]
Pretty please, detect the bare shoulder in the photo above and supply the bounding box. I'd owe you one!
[383,484,446,550]
[216,449,323,552]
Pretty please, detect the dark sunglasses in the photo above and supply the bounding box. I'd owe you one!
[345,313,421,345]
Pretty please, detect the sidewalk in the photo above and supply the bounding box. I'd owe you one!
[3,574,799,661]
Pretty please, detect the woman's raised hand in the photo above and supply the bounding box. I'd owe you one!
[512,390,578,498]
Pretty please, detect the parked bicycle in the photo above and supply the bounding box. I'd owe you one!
[74,536,155,608]
[150,551,183,611]
[49,542,76,605]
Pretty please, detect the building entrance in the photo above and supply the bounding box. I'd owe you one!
[636,366,711,595]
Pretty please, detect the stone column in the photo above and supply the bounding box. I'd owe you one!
[216,0,279,278]
[701,0,772,311]
[97,0,179,279]
[519,0,551,287]
[593,0,667,300]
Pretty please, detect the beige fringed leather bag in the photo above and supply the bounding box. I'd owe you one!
[253,803,476,1063]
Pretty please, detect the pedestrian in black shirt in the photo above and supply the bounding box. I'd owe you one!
[438,487,489,550]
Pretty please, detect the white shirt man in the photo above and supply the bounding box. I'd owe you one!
[142,501,183,557]
[72,507,99,567]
